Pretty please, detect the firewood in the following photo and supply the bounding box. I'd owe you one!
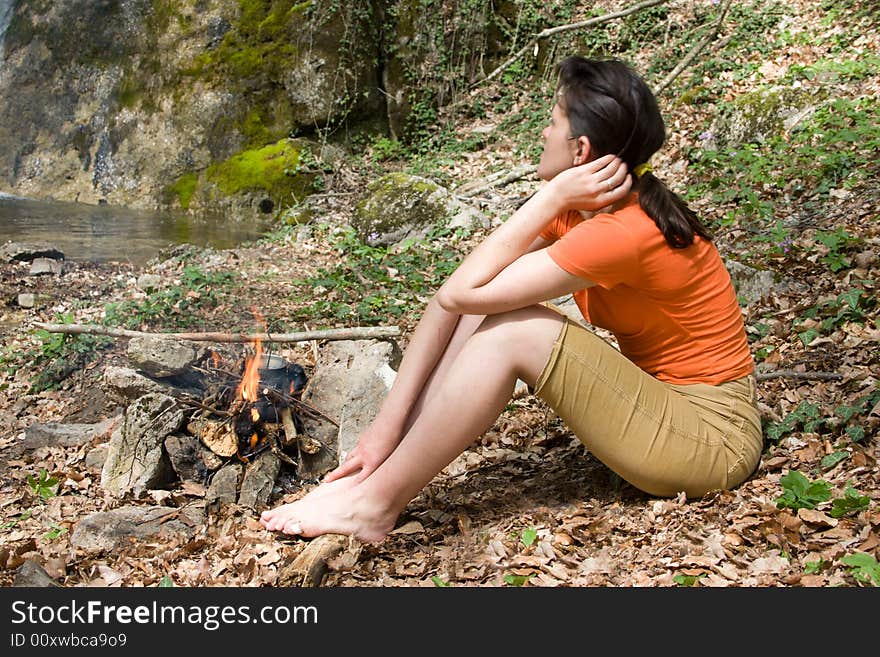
[187,418,238,457]
[278,534,350,587]
[279,407,298,448]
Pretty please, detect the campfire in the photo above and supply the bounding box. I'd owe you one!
[185,331,327,468]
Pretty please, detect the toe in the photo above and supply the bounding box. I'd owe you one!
[282,520,302,535]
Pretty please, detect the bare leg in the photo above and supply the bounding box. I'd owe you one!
[262,306,564,541]
[260,313,486,523]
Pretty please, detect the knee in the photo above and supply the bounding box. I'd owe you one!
[474,306,535,339]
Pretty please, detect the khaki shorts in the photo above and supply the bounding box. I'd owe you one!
[533,317,763,498]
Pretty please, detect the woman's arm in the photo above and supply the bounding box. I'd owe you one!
[437,155,630,314]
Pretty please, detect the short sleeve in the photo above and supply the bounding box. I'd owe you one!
[538,210,579,242]
[546,214,639,289]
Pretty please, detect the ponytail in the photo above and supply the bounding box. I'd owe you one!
[636,171,713,248]
[556,56,713,249]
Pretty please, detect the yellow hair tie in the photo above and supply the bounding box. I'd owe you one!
[633,162,653,178]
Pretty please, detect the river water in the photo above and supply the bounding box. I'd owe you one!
[0,193,273,266]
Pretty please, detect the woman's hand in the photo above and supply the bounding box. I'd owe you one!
[322,421,401,483]
[549,154,632,211]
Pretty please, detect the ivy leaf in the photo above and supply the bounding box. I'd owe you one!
[830,485,870,518]
[503,573,533,586]
[841,553,880,586]
[520,527,538,547]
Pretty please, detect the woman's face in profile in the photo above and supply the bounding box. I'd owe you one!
[537,101,579,181]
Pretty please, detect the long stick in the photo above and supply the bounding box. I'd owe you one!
[32,322,401,343]
[473,0,670,88]
[654,0,734,94]
[756,371,843,382]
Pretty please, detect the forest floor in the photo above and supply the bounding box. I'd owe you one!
[0,0,878,588]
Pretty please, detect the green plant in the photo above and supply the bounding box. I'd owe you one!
[431,576,451,587]
[104,266,235,330]
[775,470,832,511]
[44,522,68,541]
[764,401,824,442]
[840,553,880,586]
[820,450,849,470]
[159,574,175,587]
[503,573,534,587]
[814,228,860,273]
[795,286,874,350]
[673,573,707,587]
[27,469,59,502]
[804,559,827,575]
[0,509,32,531]
[830,484,870,518]
[520,527,538,548]
[289,224,467,326]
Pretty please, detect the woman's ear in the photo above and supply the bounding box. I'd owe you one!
[572,135,592,165]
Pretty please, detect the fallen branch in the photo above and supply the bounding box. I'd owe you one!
[456,164,539,198]
[32,322,401,343]
[474,0,670,88]
[756,371,843,382]
[654,0,734,94]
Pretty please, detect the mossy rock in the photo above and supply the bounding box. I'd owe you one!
[715,85,824,147]
[163,138,317,213]
[353,172,486,247]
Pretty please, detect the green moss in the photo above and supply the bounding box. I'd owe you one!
[191,1,309,80]
[206,138,314,205]
[166,172,199,210]
[353,172,449,241]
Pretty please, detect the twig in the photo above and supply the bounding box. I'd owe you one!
[32,322,401,343]
[172,392,232,418]
[654,0,733,94]
[456,164,539,198]
[474,0,670,88]
[756,371,843,382]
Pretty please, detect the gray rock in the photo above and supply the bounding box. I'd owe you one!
[0,241,64,263]
[353,172,488,247]
[102,365,169,402]
[17,293,35,308]
[22,418,118,450]
[164,433,223,485]
[100,394,184,498]
[299,339,400,479]
[70,505,205,552]
[13,560,57,587]
[136,274,163,292]
[126,336,204,378]
[724,259,783,306]
[85,445,109,472]
[206,463,242,505]
[714,85,820,148]
[238,451,281,509]
[29,257,63,276]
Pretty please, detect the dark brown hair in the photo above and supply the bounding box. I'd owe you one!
[556,56,712,248]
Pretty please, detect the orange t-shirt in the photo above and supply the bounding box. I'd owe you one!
[539,196,754,385]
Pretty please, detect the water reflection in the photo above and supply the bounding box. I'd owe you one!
[0,194,274,265]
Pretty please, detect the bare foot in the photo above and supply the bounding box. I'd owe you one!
[259,475,358,529]
[259,483,397,544]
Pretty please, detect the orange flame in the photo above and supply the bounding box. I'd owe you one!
[235,308,266,402]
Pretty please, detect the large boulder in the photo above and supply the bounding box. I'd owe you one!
[712,85,822,148]
[298,339,401,480]
[352,172,488,247]
[0,1,382,213]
